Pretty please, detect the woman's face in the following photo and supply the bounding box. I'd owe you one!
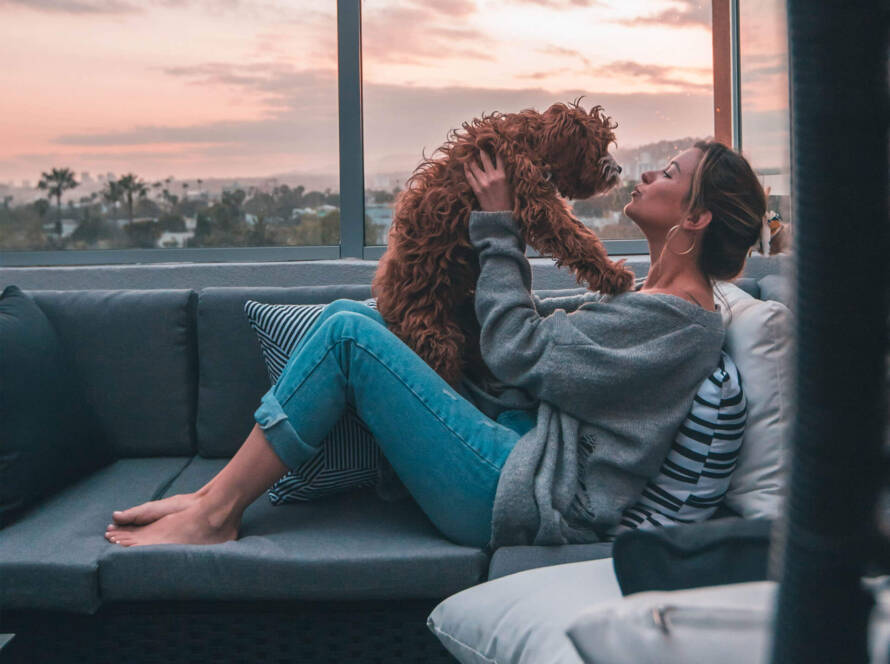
[623,147,704,235]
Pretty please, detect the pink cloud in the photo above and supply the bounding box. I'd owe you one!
[593,60,712,91]
[2,0,138,13]
[617,0,710,29]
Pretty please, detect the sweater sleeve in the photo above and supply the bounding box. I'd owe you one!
[532,291,605,316]
[469,210,724,417]
[469,211,582,392]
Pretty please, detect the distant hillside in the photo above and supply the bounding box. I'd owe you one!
[615,136,707,164]
[614,136,710,181]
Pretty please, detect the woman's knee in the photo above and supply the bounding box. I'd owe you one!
[323,299,384,324]
[319,309,386,343]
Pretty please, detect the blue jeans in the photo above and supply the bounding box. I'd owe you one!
[253,299,536,548]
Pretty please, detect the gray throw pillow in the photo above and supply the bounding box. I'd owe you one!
[0,285,113,527]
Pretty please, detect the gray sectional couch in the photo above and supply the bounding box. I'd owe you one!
[0,267,786,664]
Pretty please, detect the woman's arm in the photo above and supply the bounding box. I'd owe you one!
[468,210,567,389]
[464,153,585,389]
[465,153,609,317]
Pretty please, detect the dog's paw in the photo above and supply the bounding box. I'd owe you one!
[599,267,636,295]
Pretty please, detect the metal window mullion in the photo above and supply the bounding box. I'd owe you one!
[0,246,341,267]
[730,0,742,151]
[337,0,365,258]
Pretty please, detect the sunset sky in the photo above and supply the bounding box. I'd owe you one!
[0,0,787,187]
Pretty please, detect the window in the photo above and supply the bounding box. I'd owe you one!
[0,1,339,262]
[362,0,715,248]
[739,0,792,233]
[1,1,759,266]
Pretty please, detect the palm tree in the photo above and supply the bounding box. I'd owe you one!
[117,174,149,226]
[37,167,78,236]
[102,180,123,220]
[161,189,178,212]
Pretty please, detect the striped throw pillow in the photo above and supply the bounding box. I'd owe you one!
[244,298,382,505]
[609,350,747,537]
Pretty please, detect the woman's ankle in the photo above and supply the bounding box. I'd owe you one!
[196,484,245,531]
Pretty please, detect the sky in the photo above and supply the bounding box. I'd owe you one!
[0,0,788,187]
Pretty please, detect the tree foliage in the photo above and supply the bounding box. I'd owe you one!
[5,167,658,252]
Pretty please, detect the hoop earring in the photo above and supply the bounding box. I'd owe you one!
[666,224,696,256]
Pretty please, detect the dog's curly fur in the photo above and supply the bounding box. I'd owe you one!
[371,100,636,388]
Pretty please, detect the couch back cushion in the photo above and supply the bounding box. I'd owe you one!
[714,280,792,519]
[196,285,372,458]
[29,289,197,457]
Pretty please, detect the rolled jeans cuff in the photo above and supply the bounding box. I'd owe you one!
[254,389,317,470]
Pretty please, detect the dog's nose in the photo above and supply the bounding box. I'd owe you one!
[616,165,622,174]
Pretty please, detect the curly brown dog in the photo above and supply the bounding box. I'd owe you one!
[371,100,635,388]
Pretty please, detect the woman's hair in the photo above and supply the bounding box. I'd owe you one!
[683,140,767,281]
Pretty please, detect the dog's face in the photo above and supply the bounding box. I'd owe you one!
[535,102,621,200]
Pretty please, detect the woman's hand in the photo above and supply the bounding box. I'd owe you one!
[464,150,513,212]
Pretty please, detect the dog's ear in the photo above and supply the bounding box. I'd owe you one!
[539,103,584,163]
[538,102,616,199]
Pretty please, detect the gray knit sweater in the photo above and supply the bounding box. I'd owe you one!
[462,211,725,548]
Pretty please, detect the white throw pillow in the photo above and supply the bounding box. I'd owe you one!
[714,281,793,519]
[427,558,622,664]
[567,581,775,664]
[566,578,890,664]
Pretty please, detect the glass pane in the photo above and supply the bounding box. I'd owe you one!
[740,0,792,254]
[361,0,714,247]
[0,3,338,253]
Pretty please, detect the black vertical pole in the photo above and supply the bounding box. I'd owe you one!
[769,2,888,662]
[337,0,365,259]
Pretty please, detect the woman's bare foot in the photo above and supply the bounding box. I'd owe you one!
[105,494,239,547]
[110,491,202,526]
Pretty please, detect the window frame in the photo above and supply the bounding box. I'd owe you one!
[1,0,736,267]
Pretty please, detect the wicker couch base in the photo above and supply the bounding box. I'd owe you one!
[0,599,453,663]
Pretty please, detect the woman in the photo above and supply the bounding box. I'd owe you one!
[104,140,766,549]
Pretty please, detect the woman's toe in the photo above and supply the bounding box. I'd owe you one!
[111,525,136,534]
[112,504,155,525]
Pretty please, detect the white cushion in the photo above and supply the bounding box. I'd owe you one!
[427,558,623,664]
[714,281,793,519]
[567,578,890,664]
[567,581,775,664]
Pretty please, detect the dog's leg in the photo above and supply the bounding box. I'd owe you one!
[524,200,635,295]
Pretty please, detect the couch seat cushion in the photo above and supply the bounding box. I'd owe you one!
[98,457,488,602]
[488,543,613,580]
[0,457,193,614]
